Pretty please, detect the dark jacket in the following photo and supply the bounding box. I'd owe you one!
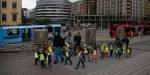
[73,35,81,46]
[53,35,65,47]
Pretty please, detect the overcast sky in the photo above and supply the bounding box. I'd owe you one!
[22,0,78,9]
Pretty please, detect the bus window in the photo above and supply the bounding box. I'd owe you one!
[7,29,19,36]
[54,27,60,33]
[48,27,53,32]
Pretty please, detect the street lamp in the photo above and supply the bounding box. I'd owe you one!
[100,0,103,32]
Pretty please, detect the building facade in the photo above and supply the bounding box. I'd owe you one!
[0,0,22,26]
[97,0,143,25]
[22,8,35,24]
[34,0,70,25]
[71,0,145,29]
[71,0,97,27]
[143,0,150,24]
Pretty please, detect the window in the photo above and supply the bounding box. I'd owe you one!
[12,2,17,9]
[12,14,17,22]
[2,1,7,8]
[7,29,19,36]
[2,14,7,21]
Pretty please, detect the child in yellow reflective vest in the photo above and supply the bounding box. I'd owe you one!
[64,46,72,65]
[100,44,105,59]
[126,48,132,58]
[47,45,53,68]
[109,45,114,57]
[34,50,39,65]
[104,45,109,59]
[39,52,45,68]
[75,48,85,70]
[122,45,126,56]
[92,47,97,62]
[83,47,88,62]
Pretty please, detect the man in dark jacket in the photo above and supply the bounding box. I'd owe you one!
[122,36,129,48]
[73,32,81,55]
[74,32,81,46]
[53,32,65,64]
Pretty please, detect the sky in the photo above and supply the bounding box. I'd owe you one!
[22,0,79,9]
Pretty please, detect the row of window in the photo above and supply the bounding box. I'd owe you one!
[37,4,69,8]
[1,1,17,9]
[35,10,70,12]
[1,14,17,22]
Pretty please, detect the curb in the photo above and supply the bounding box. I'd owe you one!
[131,47,150,51]
[129,40,150,45]
[0,50,20,53]
[0,49,33,53]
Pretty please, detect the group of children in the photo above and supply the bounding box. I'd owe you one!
[34,45,54,68]
[33,42,132,70]
[99,43,132,60]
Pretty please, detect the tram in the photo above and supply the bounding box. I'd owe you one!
[0,24,62,44]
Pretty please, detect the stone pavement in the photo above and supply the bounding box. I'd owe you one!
[62,47,147,75]
[88,52,150,75]
[0,43,147,75]
[0,52,82,75]
[0,42,33,53]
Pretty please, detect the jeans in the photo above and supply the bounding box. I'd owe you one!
[54,47,62,63]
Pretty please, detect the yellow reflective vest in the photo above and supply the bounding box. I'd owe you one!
[100,45,104,52]
[48,46,53,55]
[48,46,53,53]
[66,51,69,57]
[34,52,38,58]
[39,54,45,61]
[105,46,109,53]
[84,48,88,53]
[78,52,82,59]
[93,50,97,55]
[123,45,126,50]
[127,48,131,53]
[110,45,113,50]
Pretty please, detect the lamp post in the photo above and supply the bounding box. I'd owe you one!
[0,0,2,25]
[100,0,103,32]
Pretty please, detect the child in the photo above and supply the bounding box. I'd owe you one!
[83,44,88,62]
[109,44,114,57]
[122,45,126,57]
[117,47,121,59]
[47,45,53,68]
[75,48,85,70]
[64,45,72,65]
[92,47,97,62]
[126,48,132,58]
[39,51,46,68]
[34,47,39,65]
[100,44,105,59]
[104,44,109,59]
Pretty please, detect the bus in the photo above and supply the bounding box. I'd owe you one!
[109,24,150,38]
